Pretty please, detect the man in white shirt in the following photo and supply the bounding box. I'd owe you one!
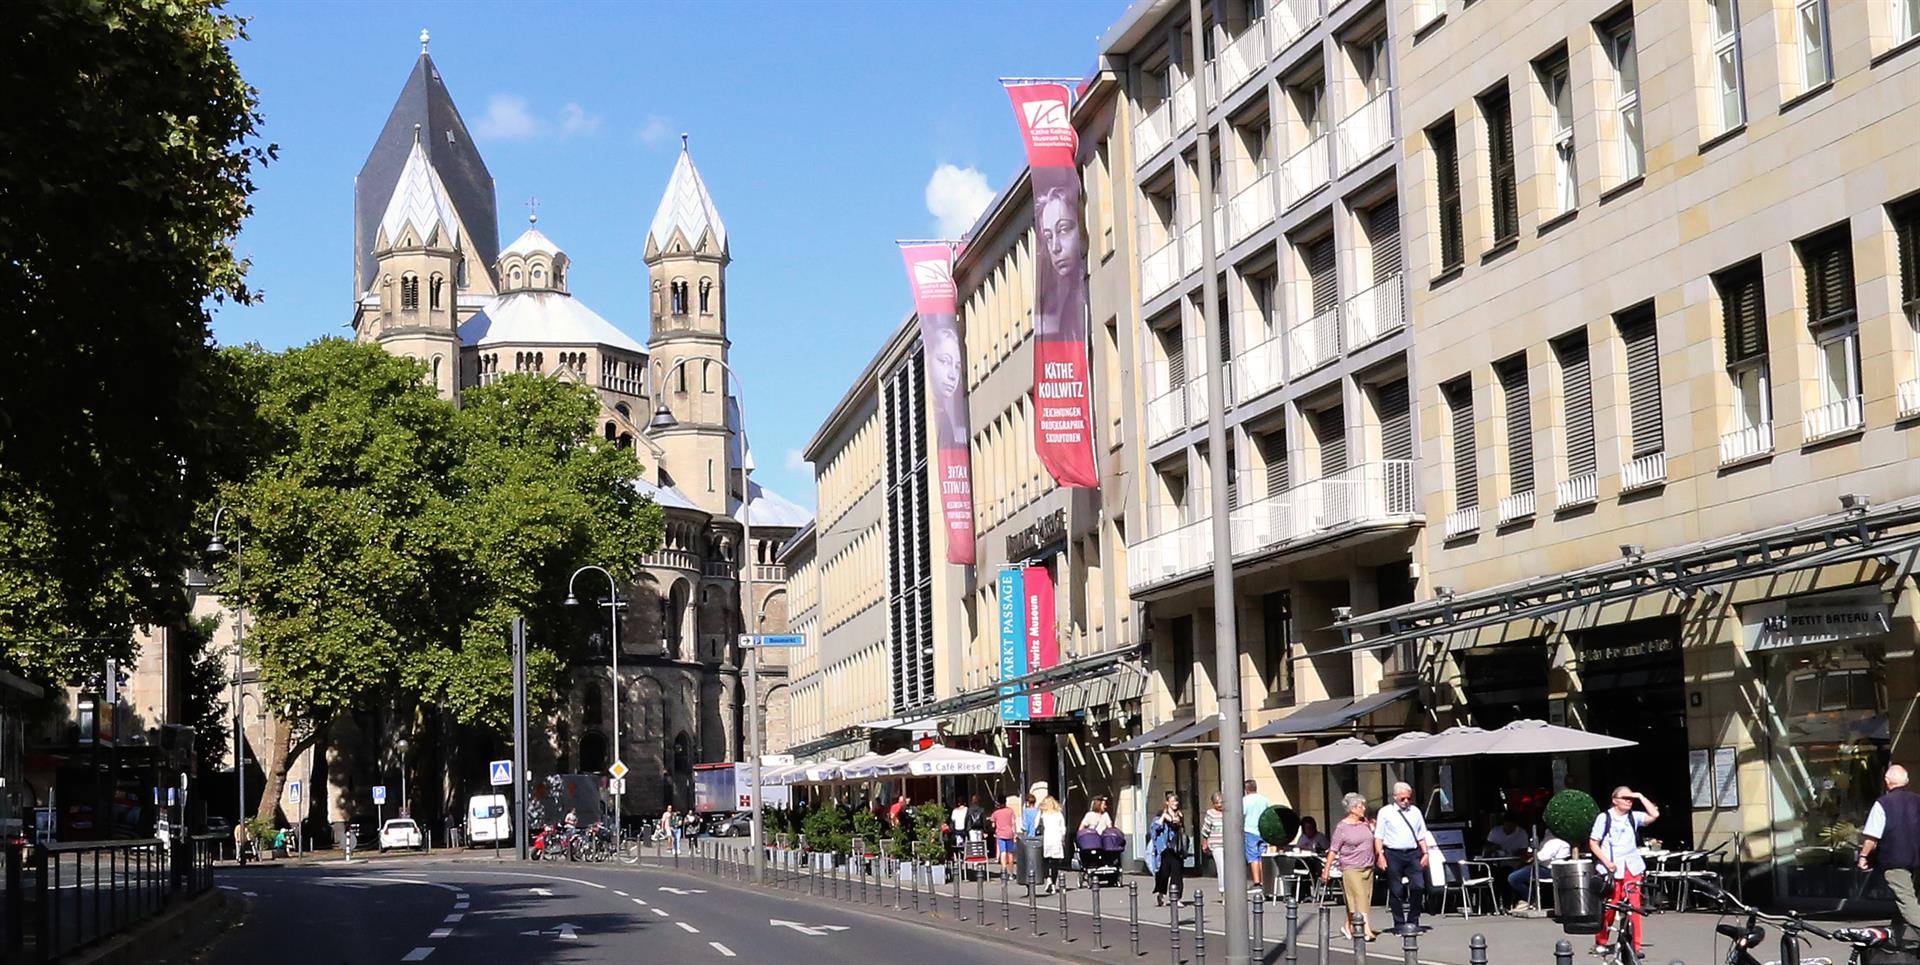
[1588,786,1660,956]
[1374,782,1438,935]
[1485,813,1530,857]
[1507,831,1570,909]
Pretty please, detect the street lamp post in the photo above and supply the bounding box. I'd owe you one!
[396,738,410,820]
[207,507,248,840]
[565,565,624,846]
[648,356,764,885]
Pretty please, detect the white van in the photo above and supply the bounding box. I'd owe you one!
[466,794,510,845]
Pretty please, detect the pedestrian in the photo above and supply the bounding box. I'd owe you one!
[1859,764,1919,944]
[1324,792,1379,942]
[661,804,681,855]
[1374,781,1437,936]
[993,795,1019,873]
[1148,791,1187,906]
[966,794,987,846]
[1022,792,1039,837]
[1201,793,1226,887]
[1485,812,1529,858]
[1077,796,1113,835]
[888,792,911,829]
[1506,830,1569,910]
[1295,815,1328,854]
[1588,786,1659,957]
[233,820,248,865]
[1242,779,1272,895]
[1038,795,1068,894]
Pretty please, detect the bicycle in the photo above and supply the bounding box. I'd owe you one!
[1697,884,1899,965]
[1594,897,1650,965]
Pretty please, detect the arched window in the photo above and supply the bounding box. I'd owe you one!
[401,273,420,310]
[651,280,663,318]
[707,459,715,492]
[675,365,687,394]
[554,266,565,288]
[429,273,444,309]
[432,355,442,386]
[699,278,713,314]
[456,256,467,287]
[532,268,544,287]
[615,402,631,419]
[670,279,689,315]
[617,432,632,449]
[535,352,543,371]
[606,421,616,440]
[702,361,713,393]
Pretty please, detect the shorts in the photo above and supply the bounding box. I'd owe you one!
[998,838,1016,856]
[1244,831,1264,864]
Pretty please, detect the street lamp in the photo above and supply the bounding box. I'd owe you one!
[648,357,766,885]
[566,565,624,846]
[396,738,410,820]
[207,506,248,838]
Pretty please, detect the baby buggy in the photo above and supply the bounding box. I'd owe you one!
[1077,828,1126,888]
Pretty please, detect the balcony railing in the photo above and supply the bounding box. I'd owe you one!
[1280,135,1331,208]
[1621,451,1667,492]
[1269,0,1322,54]
[1146,382,1186,445]
[1717,421,1774,465]
[1185,366,1232,425]
[1172,79,1197,132]
[1227,460,1418,558]
[1555,469,1598,510]
[1443,506,1480,540]
[1180,223,1200,276]
[1142,237,1180,298]
[1218,24,1267,96]
[1229,172,1276,245]
[1497,490,1536,526]
[1900,377,1920,419]
[1343,273,1405,349]
[1335,90,1394,173]
[1288,306,1342,375]
[1235,330,1286,402]
[1127,515,1215,590]
[1134,99,1173,162]
[1804,394,1864,442]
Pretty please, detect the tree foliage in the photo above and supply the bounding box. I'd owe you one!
[0,0,273,680]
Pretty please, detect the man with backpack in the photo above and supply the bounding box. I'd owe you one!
[1588,786,1660,958]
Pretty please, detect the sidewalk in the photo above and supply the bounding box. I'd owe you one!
[665,836,1875,965]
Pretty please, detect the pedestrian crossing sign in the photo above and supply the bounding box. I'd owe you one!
[609,760,629,779]
[489,760,513,786]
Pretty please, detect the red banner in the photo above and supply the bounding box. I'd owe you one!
[900,242,977,565]
[1023,564,1057,717]
[1004,81,1099,489]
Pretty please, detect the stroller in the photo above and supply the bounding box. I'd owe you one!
[1077,828,1127,888]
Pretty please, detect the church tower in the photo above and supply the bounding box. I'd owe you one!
[356,131,463,399]
[644,136,734,515]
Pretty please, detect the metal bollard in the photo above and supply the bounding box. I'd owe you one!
[1059,880,1069,942]
[1468,933,1487,965]
[1553,938,1573,965]
[912,862,921,912]
[1194,889,1207,965]
[1317,903,1330,965]
[895,858,904,909]
[1401,928,1418,965]
[977,866,986,925]
[1028,878,1039,935]
[1092,878,1104,949]
[1002,870,1013,930]
[1169,890,1183,965]
[955,859,965,920]
[1129,881,1141,956]
[1263,894,1279,965]
[1350,913,1367,965]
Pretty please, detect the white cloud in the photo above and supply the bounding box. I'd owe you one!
[475,94,542,140]
[558,102,601,138]
[925,164,995,239]
[783,448,808,473]
[637,114,673,148]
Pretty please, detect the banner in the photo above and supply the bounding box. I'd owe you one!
[1004,80,1099,489]
[1022,565,1057,717]
[898,242,977,565]
[998,569,1029,722]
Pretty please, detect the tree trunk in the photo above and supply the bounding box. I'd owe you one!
[255,717,321,829]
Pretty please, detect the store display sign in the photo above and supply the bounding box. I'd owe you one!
[1023,565,1057,718]
[1743,590,1889,653]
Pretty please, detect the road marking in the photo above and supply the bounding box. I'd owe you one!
[529,887,553,897]
[614,889,628,897]
[768,919,850,936]
[631,897,649,906]
[658,886,707,895]
[218,885,237,892]
[676,922,700,934]
[442,913,463,923]
[242,890,259,897]
[452,901,468,910]
[519,923,582,940]
[429,928,451,939]
[454,892,469,900]
[710,941,736,957]
[651,908,668,917]
[401,949,434,961]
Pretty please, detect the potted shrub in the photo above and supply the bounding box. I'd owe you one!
[915,802,950,885]
[1543,789,1600,857]
[1257,805,1300,848]
[801,804,848,869]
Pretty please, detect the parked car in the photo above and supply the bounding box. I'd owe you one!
[378,818,424,852]
[711,812,755,837]
[204,816,233,837]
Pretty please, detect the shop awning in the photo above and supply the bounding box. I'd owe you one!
[1105,716,1193,753]
[1244,686,1417,738]
[1271,737,1374,766]
[1154,714,1222,749]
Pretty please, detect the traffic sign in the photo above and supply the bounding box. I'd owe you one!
[371,785,387,805]
[609,778,626,794]
[288,781,302,804]
[166,788,177,806]
[489,760,513,787]
[740,633,806,648]
[608,760,629,779]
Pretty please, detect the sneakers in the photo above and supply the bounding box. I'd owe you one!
[1510,900,1531,912]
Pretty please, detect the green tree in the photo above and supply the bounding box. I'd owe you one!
[179,614,231,782]
[0,0,272,680]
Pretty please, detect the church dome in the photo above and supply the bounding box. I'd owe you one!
[496,216,571,294]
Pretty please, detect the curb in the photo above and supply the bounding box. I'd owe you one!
[66,889,239,965]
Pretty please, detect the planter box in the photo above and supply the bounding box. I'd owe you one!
[898,862,949,885]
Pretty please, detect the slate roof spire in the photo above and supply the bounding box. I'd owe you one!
[646,135,727,256]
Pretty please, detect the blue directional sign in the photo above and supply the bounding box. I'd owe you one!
[288,781,302,805]
[489,760,513,787]
[743,634,806,648]
[371,785,387,805]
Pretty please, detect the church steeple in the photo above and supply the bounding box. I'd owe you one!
[645,136,728,262]
[357,127,462,400]
[644,136,732,516]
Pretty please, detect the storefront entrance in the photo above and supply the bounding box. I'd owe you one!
[1576,618,1692,847]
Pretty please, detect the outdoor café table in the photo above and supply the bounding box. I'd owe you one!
[1275,848,1323,901]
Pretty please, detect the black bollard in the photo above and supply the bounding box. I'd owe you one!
[912,862,921,912]
[1002,870,1013,930]
[977,866,987,926]
[1092,878,1104,949]
[1350,913,1367,965]
[1129,881,1141,956]
[1316,903,1330,965]
[1028,878,1039,936]
[1194,889,1207,965]
[1169,890,1183,965]
[1553,938,1573,965]
[956,859,966,920]
[1059,881,1069,942]
[1468,933,1487,965]
[1261,894,1277,965]
[1401,928,1418,965]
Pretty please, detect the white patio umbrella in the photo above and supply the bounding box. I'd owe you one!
[1270,737,1374,767]
[1476,719,1637,755]
[826,752,889,782]
[903,744,1007,777]
[1395,725,1490,759]
[799,758,856,783]
[846,748,917,779]
[1349,731,1441,761]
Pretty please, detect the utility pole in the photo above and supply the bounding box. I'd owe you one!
[512,616,529,861]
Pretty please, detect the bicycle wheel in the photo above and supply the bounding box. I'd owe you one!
[619,839,640,865]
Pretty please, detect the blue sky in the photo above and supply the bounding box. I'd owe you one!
[215,0,1124,510]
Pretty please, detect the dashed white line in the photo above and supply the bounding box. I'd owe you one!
[614,889,629,897]
[709,941,736,957]
[241,890,259,897]
[442,913,463,923]
[401,948,434,962]
[455,892,470,900]
[218,885,238,892]
[676,921,700,934]
[630,897,649,906]
[452,901,468,910]
[650,907,669,917]
[429,928,451,939]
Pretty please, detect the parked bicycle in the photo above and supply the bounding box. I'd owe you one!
[1698,884,1900,965]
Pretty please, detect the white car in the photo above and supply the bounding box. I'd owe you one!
[378,818,424,852]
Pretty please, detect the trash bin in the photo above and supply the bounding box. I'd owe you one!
[1015,835,1044,886]
[1551,858,1602,935]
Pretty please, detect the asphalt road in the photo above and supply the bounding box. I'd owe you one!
[202,857,1057,964]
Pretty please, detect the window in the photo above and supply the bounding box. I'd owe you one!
[1314,406,1346,477]
[1262,592,1293,696]
[1715,259,1772,439]
[1800,226,1861,422]
[1602,14,1643,179]
[1895,199,1920,385]
[1482,86,1518,243]
[1168,615,1194,706]
[1618,307,1664,457]
[670,279,689,315]
[1897,0,1920,46]
[1257,428,1289,497]
[1554,331,1596,479]
[400,273,420,310]
[1369,201,1402,282]
[1708,0,1745,133]
[1797,0,1831,89]
[1539,51,1577,213]
[1497,355,1533,497]
[429,273,444,310]
[699,278,713,314]
[1307,237,1338,316]
[1358,32,1391,100]
[1431,119,1463,270]
[1444,377,1477,511]
[1377,378,1413,462]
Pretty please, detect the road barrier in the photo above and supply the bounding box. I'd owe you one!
[4,833,221,962]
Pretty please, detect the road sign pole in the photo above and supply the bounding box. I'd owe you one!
[513,616,529,861]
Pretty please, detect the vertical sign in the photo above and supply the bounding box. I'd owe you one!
[1022,565,1058,717]
[998,569,1029,722]
[1003,80,1099,489]
[899,242,977,564]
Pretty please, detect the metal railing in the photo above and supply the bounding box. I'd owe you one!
[1172,78,1197,132]
[1555,469,1599,510]
[1227,460,1417,558]
[1228,172,1275,244]
[1280,135,1330,209]
[1900,377,1920,420]
[1235,329,1286,403]
[1288,306,1342,375]
[1336,89,1395,172]
[1179,223,1200,277]
[1133,99,1173,162]
[1269,0,1322,54]
[1621,451,1668,492]
[1144,379,1185,446]
[1717,421,1774,465]
[1444,505,1481,540]
[1184,367,1230,426]
[1804,394,1864,442]
[1126,515,1215,590]
[1497,490,1537,526]
[1217,23,1267,96]
[5,834,221,962]
[1141,236,1179,298]
[1343,272,1405,349]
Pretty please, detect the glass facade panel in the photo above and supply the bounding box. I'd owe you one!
[1763,640,1889,903]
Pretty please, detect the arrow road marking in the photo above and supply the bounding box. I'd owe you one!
[768,919,850,936]
[529,887,553,897]
[657,886,707,895]
[517,924,580,940]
